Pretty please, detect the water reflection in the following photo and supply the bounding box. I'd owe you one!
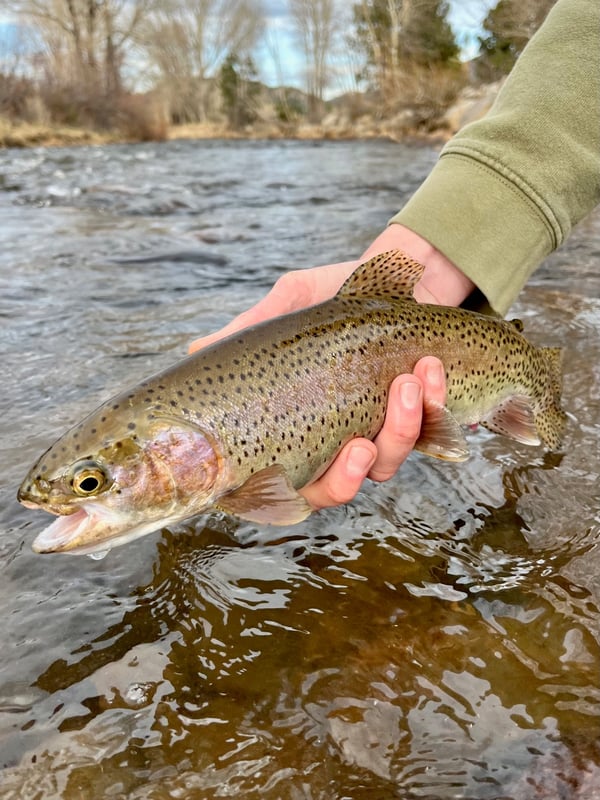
[5,487,600,797]
[5,455,599,798]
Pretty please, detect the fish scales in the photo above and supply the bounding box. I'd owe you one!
[141,299,538,488]
[18,250,567,555]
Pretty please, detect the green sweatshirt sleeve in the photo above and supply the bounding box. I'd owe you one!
[390,0,600,315]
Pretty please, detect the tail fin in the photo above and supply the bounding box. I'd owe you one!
[534,404,567,450]
[534,347,567,450]
[542,347,563,402]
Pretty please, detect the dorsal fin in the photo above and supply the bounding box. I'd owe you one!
[338,249,425,300]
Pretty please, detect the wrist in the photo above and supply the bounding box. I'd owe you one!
[360,224,475,306]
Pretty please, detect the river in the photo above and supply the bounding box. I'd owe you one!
[0,139,599,799]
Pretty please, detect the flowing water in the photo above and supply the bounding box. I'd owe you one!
[0,139,599,799]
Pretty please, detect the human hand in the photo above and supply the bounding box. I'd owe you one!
[188,225,470,511]
[300,356,446,510]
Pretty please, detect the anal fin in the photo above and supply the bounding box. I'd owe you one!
[216,464,313,526]
[480,394,540,445]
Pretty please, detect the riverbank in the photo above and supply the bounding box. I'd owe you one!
[0,118,444,149]
[0,82,502,148]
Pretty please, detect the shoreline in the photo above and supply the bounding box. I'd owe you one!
[0,82,500,150]
[0,119,450,150]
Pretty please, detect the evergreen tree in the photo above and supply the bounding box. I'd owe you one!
[478,0,555,79]
[351,0,459,92]
[219,53,260,128]
[403,0,459,65]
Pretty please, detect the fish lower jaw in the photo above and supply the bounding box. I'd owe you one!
[31,507,107,554]
[19,498,43,511]
[31,506,186,556]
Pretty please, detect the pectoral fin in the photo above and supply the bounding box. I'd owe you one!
[415,401,470,462]
[216,464,313,525]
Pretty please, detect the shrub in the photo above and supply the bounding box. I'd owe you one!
[116,93,167,141]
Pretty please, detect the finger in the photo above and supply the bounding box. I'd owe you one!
[188,305,268,353]
[300,439,377,510]
[368,376,424,482]
[367,357,446,482]
[412,356,446,406]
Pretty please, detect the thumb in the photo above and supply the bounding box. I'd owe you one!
[188,269,317,354]
[188,260,357,354]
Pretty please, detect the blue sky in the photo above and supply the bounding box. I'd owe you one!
[449,0,498,56]
[1,0,496,93]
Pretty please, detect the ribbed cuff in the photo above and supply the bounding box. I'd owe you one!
[389,153,555,315]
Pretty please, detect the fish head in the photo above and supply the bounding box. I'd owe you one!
[18,413,222,555]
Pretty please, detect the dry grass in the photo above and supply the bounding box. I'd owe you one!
[0,117,112,148]
[0,92,168,148]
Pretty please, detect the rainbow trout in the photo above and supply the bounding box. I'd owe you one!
[18,250,566,556]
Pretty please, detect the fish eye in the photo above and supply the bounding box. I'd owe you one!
[71,461,109,496]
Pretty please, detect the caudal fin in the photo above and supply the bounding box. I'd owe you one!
[534,347,567,450]
[542,347,563,401]
[534,404,567,450]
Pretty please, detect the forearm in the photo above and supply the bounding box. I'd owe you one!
[390,0,600,316]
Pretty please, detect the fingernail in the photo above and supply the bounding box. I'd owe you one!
[399,380,421,410]
[347,444,376,478]
[426,361,444,389]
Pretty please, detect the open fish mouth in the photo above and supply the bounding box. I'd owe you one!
[31,504,190,556]
[30,503,133,555]
[32,508,97,553]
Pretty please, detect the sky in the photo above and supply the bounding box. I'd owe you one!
[448,0,497,55]
[0,0,497,93]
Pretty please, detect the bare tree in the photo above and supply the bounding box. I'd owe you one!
[9,0,153,97]
[350,0,410,96]
[289,0,336,119]
[141,0,264,123]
